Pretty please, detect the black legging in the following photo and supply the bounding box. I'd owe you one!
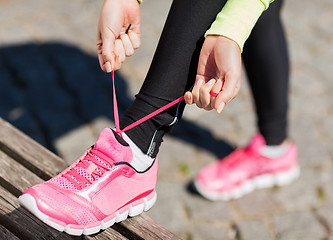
[120,0,289,157]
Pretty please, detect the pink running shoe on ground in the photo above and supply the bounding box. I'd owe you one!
[19,128,157,236]
[194,134,299,201]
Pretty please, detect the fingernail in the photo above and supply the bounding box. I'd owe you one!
[196,79,204,86]
[105,61,111,73]
[185,92,192,103]
[207,79,216,86]
[217,102,225,113]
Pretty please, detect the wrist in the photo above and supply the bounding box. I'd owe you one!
[205,0,266,52]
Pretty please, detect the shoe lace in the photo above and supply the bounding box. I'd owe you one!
[62,148,114,190]
[111,71,185,136]
[61,72,185,191]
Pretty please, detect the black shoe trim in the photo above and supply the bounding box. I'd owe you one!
[111,128,129,146]
[114,158,156,174]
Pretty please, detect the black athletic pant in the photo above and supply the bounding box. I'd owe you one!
[120,0,289,157]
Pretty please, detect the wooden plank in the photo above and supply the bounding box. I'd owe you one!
[0,186,73,240]
[0,117,67,180]
[0,150,43,197]
[84,230,129,240]
[0,224,20,240]
[118,214,181,240]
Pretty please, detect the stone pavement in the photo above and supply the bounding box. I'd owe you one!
[0,0,332,239]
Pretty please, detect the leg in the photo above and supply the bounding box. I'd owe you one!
[242,0,289,145]
[121,0,227,157]
[195,1,299,201]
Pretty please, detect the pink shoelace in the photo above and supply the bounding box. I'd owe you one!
[60,72,184,190]
[111,71,185,136]
[62,148,114,190]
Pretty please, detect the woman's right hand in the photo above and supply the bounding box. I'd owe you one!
[96,0,141,72]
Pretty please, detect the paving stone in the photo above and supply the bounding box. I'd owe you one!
[90,116,115,138]
[290,66,327,97]
[191,223,236,240]
[235,189,280,218]
[237,220,273,240]
[290,94,331,121]
[157,136,199,181]
[290,116,331,167]
[273,211,325,240]
[317,203,333,232]
[0,70,46,145]
[119,0,172,86]
[184,193,233,222]
[54,124,95,165]
[146,181,189,238]
[273,168,321,211]
[320,169,333,202]
[322,115,333,140]
[170,118,235,161]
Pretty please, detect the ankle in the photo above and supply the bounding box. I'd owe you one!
[122,133,155,172]
[260,139,291,158]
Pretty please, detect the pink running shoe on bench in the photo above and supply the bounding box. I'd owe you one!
[194,134,299,201]
[19,128,157,236]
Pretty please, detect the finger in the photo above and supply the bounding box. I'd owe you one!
[215,72,240,113]
[199,79,216,109]
[191,79,204,108]
[115,39,125,63]
[97,52,113,73]
[113,54,121,71]
[203,105,213,111]
[101,30,116,72]
[97,34,113,72]
[233,79,241,98]
[128,31,141,49]
[120,33,134,57]
[184,92,193,105]
[210,78,223,109]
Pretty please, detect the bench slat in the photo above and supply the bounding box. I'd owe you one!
[0,118,67,180]
[0,186,73,240]
[0,150,43,197]
[119,214,181,240]
[84,229,129,240]
[0,224,20,240]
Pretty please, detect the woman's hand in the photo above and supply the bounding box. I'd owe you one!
[185,35,242,113]
[96,0,141,72]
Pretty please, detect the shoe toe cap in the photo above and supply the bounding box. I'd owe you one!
[19,184,97,226]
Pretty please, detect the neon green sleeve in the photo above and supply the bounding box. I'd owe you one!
[205,0,274,51]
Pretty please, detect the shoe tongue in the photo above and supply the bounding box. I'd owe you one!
[246,133,266,153]
[93,128,133,163]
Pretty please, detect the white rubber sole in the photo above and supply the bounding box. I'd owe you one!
[194,166,300,201]
[18,190,157,236]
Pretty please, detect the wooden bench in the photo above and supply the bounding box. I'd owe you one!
[0,118,180,240]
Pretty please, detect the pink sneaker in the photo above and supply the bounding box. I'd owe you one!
[194,134,299,201]
[18,128,157,236]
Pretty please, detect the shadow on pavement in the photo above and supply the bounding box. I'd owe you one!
[0,42,233,160]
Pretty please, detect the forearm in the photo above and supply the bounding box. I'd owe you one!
[205,0,274,51]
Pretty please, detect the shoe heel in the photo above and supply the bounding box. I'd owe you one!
[275,166,300,186]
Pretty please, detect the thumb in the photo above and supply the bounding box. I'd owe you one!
[214,71,239,113]
[101,29,116,72]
